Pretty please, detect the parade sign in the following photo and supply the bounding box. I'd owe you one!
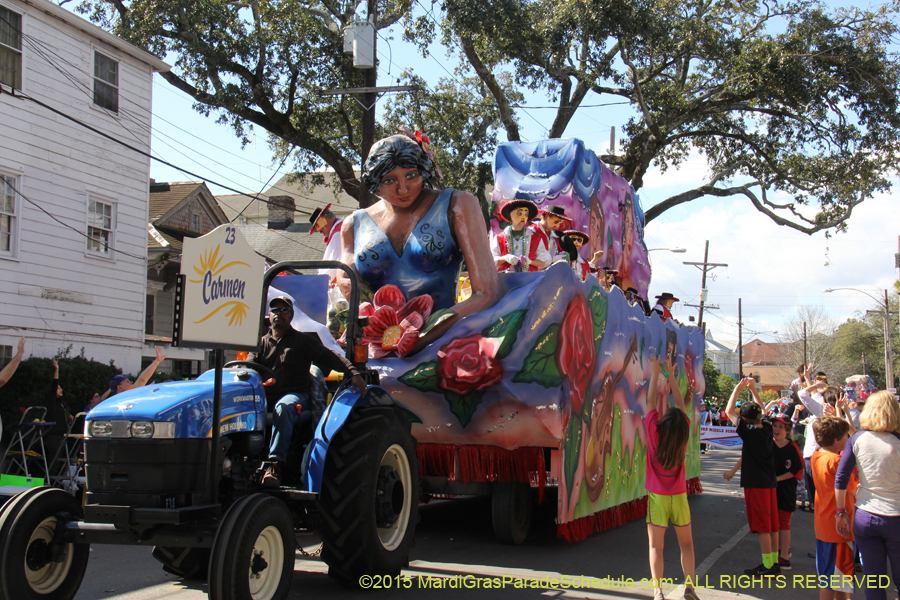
[177,225,264,351]
[700,425,742,449]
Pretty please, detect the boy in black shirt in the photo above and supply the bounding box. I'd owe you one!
[725,377,779,576]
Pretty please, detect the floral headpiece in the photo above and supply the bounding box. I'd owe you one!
[399,125,443,180]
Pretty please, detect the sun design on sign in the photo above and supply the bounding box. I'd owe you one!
[188,244,251,283]
[189,242,252,326]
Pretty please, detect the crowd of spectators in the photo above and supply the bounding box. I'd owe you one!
[713,364,899,600]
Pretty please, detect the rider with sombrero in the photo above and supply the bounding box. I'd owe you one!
[491,199,551,273]
[531,204,572,263]
[559,229,604,281]
[653,292,680,322]
[309,202,343,282]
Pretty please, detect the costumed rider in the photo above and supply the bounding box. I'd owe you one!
[600,268,619,291]
[251,296,367,487]
[491,199,551,272]
[652,292,680,323]
[558,230,603,281]
[310,202,349,339]
[531,204,572,264]
[309,202,343,283]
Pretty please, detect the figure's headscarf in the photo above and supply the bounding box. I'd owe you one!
[362,133,437,193]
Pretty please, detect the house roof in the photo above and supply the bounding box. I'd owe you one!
[21,0,170,72]
[148,181,228,251]
[236,222,326,264]
[216,172,361,222]
[741,338,793,366]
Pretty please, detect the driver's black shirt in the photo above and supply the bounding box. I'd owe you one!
[251,326,358,405]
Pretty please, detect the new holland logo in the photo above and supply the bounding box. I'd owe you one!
[189,244,252,326]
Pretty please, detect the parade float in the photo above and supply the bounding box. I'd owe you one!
[363,137,705,542]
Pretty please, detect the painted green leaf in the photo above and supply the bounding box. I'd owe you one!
[481,309,528,359]
[511,323,563,387]
[589,288,608,355]
[399,407,423,424]
[444,391,483,428]
[640,337,646,369]
[421,308,456,336]
[564,412,583,506]
[398,360,442,394]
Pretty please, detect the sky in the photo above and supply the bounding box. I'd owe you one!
[138,4,900,352]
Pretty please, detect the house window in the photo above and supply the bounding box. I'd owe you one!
[191,213,200,232]
[0,6,21,90]
[145,294,155,335]
[1,173,18,256]
[93,51,118,112]
[87,199,114,256]
[0,344,11,368]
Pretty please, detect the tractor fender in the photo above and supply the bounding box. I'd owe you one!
[302,385,395,493]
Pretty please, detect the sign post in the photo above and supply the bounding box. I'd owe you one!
[174,225,264,503]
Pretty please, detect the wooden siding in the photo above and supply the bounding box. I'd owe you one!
[0,0,164,370]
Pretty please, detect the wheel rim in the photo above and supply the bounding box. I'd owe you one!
[24,516,73,594]
[376,444,412,551]
[248,525,284,600]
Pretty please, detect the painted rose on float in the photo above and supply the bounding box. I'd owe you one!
[437,336,504,395]
[556,294,595,416]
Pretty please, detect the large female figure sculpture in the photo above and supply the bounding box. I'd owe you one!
[338,133,500,351]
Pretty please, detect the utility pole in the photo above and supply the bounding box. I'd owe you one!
[864,289,895,391]
[359,0,377,208]
[803,322,807,368]
[683,240,728,332]
[738,298,743,379]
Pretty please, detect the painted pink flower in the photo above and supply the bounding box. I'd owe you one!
[437,335,504,395]
[361,285,433,358]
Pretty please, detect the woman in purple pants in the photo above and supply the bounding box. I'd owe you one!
[835,391,900,600]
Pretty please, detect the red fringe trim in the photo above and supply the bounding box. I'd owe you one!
[687,476,703,495]
[416,444,546,502]
[557,496,648,543]
[556,477,703,543]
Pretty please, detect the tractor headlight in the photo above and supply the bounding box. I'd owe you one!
[130,421,154,438]
[88,420,113,438]
[151,422,175,439]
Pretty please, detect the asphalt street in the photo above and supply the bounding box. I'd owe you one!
[73,448,890,600]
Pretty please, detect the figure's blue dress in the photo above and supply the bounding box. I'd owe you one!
[353,189,462,310]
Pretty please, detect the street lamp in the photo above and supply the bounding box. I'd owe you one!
[824,287,895,390]
[647,247,687,253]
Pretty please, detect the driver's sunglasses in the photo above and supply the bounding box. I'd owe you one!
[270,306,292,315]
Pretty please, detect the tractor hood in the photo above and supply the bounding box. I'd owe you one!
[86,369,266,439]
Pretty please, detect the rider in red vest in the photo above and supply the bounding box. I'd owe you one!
[491,199,551,272]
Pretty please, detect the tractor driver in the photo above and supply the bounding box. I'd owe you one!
[251,296,367,487]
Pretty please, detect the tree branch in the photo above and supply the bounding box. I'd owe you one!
[459,35,520,141]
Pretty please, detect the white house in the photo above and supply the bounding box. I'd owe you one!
[0,0,169,370]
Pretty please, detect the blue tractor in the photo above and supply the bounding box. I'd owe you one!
[0,262,420,600]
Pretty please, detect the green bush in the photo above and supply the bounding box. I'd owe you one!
[0,346,121,444]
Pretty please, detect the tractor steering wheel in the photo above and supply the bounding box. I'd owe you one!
[223,361,276,382]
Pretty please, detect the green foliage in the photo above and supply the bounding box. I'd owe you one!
[0,347,121,443]
[832,293,900,389]
[408,0,900,233]
[717,372,749,404]
[760,390,780,404]
[702,356,721,400]
[77,0,413,200]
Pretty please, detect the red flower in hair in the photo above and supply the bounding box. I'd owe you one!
[360,285,433,358]
[398,125,444,179]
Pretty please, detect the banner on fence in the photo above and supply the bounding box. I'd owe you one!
[700,425,742,449]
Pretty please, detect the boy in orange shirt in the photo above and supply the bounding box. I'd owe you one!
[811,416,858,600]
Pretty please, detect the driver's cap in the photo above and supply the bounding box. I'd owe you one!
[269,296,293,310]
